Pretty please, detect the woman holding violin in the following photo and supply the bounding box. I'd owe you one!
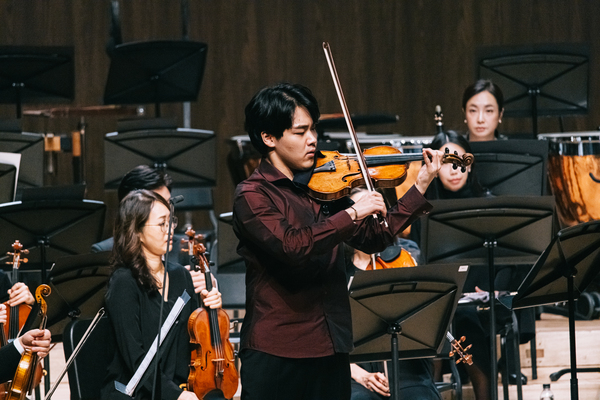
[233,83,443,400]
[101,189,222,400]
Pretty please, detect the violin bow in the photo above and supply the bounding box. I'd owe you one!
[322,42,386,227]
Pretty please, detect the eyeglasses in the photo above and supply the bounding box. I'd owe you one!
[145,216,178,233]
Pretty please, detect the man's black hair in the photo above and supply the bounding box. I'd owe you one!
[244,83,320,156]
[117,165,172,202]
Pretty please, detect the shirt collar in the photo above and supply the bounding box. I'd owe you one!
[256,152,323,188]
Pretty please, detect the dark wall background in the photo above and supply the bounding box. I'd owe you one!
[1,1,598,239]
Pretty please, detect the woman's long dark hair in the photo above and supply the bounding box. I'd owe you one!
[426,130,486,199]
[111,189,170,291]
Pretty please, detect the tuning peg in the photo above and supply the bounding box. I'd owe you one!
[452,164,458,170]
[461,166,466,173]
[22,258,28,264]
[22,249,29,255]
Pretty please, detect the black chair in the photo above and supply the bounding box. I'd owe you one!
[63,316,115,400]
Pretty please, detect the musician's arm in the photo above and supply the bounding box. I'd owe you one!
[347,186,432,254]
[233,186,356,275]
[0,340,21,383]
[350,363,390,397]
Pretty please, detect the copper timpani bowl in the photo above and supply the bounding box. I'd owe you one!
[538,132,600,227]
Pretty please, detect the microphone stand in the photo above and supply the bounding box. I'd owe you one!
[151,195,184,400]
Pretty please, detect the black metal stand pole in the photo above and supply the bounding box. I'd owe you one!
[389,324,402,400]
[529,87,540,137]
[485,239,498,400]
[568,274,579,400]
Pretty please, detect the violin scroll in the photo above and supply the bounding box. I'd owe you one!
[6,241,28,267]
[443,147,474,173]
[446,331,473,365]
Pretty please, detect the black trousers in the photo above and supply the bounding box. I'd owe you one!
[240,349,351,400]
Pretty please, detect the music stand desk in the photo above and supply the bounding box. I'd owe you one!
[420,196,555,400]
[0,151,19,203]
[103,40,207,117]
[23,252,111,341]
[470,139,549,196]
[0,46,74,117]
[104,128,215,189]
[349,264,468,400]
[499,220,600,400]
[477,43,589,135]
[0,131,44,190]
[0,199,105,283]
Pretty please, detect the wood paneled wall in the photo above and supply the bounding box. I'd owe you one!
[1,1,599,238]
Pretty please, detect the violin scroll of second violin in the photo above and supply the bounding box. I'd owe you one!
[446,331,473,365]
[443,147,474,173]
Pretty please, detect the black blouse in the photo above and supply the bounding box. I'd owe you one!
[102,263,199,400]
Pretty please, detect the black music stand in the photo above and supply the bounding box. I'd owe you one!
[0,132,44,190]
[420,196,555,400]
[0,46,74,118]
[477,44,589,135]
[214,212,245,309]
[469,139,549,196]
[349,264,468,400]
[22,252,111,340]
[104,128,216,188]
[0,162,17,203]
[0,199,105,283]
[499,220,600,400]
[103,40,207,117]
[20,251,110,394]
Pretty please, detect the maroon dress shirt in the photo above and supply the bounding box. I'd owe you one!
[233,159,432,358]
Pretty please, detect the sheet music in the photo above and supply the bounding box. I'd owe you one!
[115,290,191,397]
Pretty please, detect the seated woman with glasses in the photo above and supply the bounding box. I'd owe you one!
[101,189,223,400]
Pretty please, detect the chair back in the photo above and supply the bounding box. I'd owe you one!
[63,316,115,400]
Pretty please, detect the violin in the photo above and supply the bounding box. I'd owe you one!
[365,247,416,270]
[307,146,474,201]
[183,229,238,399]
[1,241,36,400]
[447,331,473,365]
[1,241,31,343]
[6,284,50,400]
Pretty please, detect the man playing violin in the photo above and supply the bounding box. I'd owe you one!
[233,83,443,399]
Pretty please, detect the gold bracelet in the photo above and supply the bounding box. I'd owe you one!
[350,206,358,220]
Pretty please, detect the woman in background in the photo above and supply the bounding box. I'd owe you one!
[462,79,506,142]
